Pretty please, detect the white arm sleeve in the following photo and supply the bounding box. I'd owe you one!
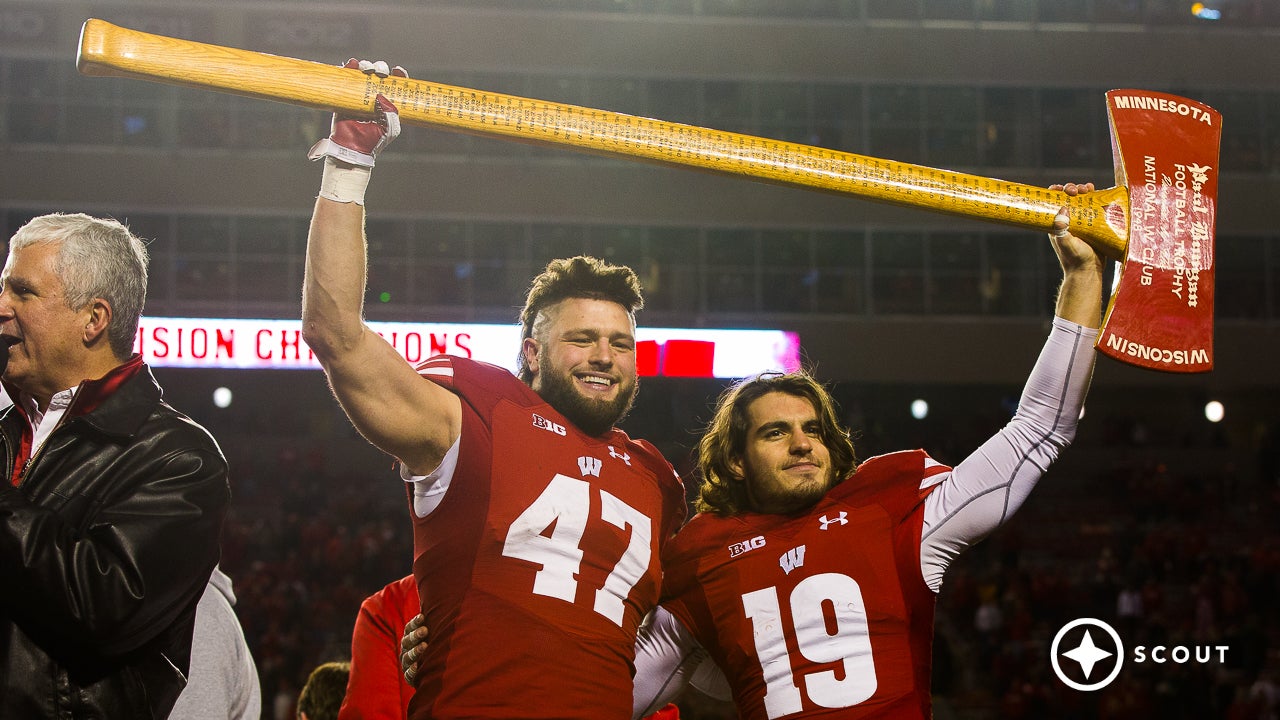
[632,607,730,719]
[400,435,461,518]
[919,317,1096,592]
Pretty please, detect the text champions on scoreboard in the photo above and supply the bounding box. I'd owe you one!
[136,317,802,379]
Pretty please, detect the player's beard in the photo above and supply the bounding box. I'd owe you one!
[536,362,638,437]
[746,466,835,515]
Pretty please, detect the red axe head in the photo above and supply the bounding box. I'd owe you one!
[1095,90,1221,373]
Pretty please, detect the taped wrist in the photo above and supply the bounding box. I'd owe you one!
[308,137,377,168]
[318,158,371,205]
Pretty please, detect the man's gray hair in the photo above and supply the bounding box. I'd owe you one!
[10,213,149,358]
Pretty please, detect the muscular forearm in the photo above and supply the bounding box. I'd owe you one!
[302,187,371,360]
[1054,264,1105,329]
[300,163,462,473]
[1049,182,1107,329]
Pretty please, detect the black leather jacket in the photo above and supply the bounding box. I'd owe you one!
[0,360,230,719]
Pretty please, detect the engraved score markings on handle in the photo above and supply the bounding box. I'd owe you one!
[346,69,1084,244]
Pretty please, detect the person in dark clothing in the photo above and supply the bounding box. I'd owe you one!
[0,212,230,718]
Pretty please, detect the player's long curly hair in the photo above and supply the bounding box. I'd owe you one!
[517,256,644,384]
[695,371,858,516]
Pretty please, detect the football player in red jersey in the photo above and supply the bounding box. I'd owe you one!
[630,183,1105,719]
[402,185,1105,718]
[302,61,686,720]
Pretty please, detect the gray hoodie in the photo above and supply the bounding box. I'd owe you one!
[169,566,262,720]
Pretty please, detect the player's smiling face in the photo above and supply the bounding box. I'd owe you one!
[524,297,638,436]
[732,391,836,515]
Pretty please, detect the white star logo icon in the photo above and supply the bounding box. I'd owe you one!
[1050,618,1124,692]
[1062,629,1113,679]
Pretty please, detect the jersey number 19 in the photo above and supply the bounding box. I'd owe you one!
[743,573,879,718]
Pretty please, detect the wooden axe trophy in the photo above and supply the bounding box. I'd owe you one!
[76,19,1221,373]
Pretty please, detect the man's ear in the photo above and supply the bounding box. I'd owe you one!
[727,455,744,483]
[82,298,113,346]
[521,337,540,377]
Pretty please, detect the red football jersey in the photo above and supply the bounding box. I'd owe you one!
[338,575,418,720]
[407,356,687,720]
[661,450,947,720]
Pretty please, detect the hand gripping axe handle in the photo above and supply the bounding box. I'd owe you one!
[76,19,1222,372]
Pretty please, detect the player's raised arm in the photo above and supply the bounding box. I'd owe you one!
[917,183,1103,591]
[301,60,460,475]
[1048,182,1106,329]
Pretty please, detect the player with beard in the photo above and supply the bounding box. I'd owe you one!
[628,183,1104,719]
[301,62,686,720]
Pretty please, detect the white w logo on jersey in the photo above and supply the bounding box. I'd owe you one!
[779,545,806,575]
[577,456,603,478]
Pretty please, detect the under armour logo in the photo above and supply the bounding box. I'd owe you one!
[578,456,602,477]
[608,446,632,466]
[779,545,806,575]
[819,512,848,530]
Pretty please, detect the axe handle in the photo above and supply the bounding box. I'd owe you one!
[77,19,1128,259]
